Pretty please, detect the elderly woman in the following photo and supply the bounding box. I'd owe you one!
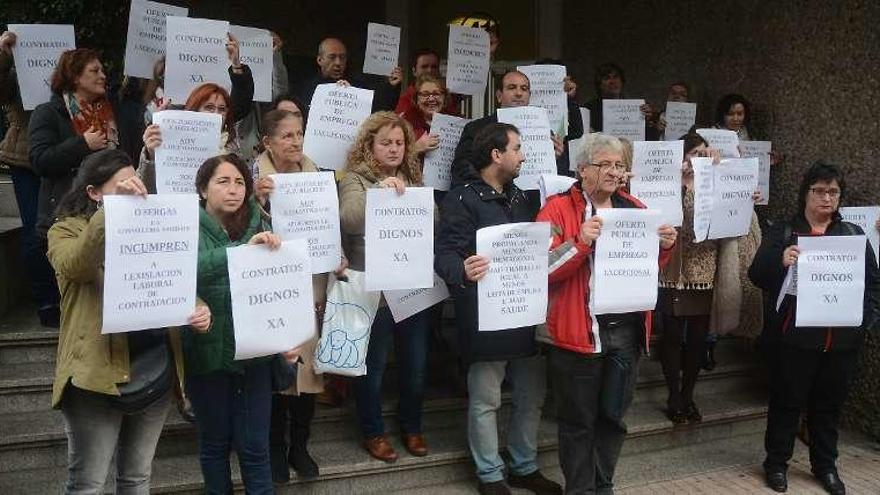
[537,133,676,494]
[749,161,880,494]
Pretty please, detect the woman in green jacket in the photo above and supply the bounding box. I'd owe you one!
[186,153,295,494]
[47,149,211,493]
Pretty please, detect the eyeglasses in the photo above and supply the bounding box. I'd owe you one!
[201,104,228,114]
[809,187,840,198]
[590,161,627,172]
[417,91,444,100]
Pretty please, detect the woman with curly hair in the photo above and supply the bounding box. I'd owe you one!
[338,111,432,463]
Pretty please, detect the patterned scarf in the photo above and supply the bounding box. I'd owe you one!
[62,92,119,149]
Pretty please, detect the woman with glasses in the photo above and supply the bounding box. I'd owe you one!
[400,73,453,157]
[749,161,880,494]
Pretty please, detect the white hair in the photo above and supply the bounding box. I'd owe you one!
[575,132,624,168]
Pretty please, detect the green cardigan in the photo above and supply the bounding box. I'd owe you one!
[183,200,267,375]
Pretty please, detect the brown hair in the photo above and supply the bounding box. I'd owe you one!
[50,48,102,95]
[345,112,422,184]
[195,154,254,241]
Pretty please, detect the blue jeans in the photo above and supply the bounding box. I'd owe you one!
[354,305,430,438]
[10,167,59,308]
[467,354,547,483]
[186,362,274,495]
[60,386,171,495]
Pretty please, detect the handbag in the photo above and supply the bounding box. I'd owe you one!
[108,329,173,413]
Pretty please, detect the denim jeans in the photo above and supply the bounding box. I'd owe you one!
[548,322,642,494]
[10,167,59,308]
[354,305,431,437]
[186,362,274,495]
[60,385,171,495]
[467,354,546,483]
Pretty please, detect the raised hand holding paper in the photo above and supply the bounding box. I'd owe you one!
[696,128,740,158]
[124,0,188,78]
[740,141,772,205]
[364,188,435,291]
[840,206,880,266]
[592,208,662,314]
[517,64,569,137]
[795,236,866,327]
[230,25,273,102]
[363,23,400,76]
[477,222,550,331]
[8,24,75,110]
[153,110,223,194]
[227,240,315,360]
[269,172,341,274]
[603,99,645,142]
[630,141,684,226]
[497,106,556,190]
[708,158,759,239]
[423,114,470,191]
[102,195,199,333]
[663,102,696,141]
[446,25,490,96]
[303,83,374,170]
[164,16,231,103]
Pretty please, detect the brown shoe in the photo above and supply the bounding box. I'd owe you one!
[402,433,428,456]
[363,435,398,463]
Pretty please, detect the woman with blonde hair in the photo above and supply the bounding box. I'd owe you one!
[338,111,431,463]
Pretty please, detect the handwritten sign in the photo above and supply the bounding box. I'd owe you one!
[153,110,223,194]
[8,24,76,110]
[164,16,231,103]
[227,240,315,360]
[740,141,771,205]
[477,222,550,331]
[302,83,374,170]
[663,102,696,141]
[384,273,450,323]
[517,64,568,137]
[840,206,880,266]
[102,195,199,333]
[497,106,557,191]
[630,140,684,226]
[603,99,645,142]
[445,25,490,96]
[363,22,400,76]
[269,172,341,274]
[423,113,470,191]
[708,158,759,240]
[230,25,273,102]
[592,208,662,314]
[364,187,435,291]
[696,128,740,158]
[796,235,866,327]
[123,0,188,78]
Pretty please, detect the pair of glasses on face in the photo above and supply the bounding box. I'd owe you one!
[201,104,228,114]
[590,161,627,172]
[809,187,840,198]
[417,92,444,100]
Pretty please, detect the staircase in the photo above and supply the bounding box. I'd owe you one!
[0,297,771,494]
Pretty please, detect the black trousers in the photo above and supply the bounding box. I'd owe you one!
[763,344,859,475]
[659,314,709,411]
[269,393,316,463]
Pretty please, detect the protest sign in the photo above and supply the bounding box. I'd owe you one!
[630,140,684,226]
[364,187,435,291]
[696,128,740,158]
[228,240,315,360]
[153,110,223,194]
[497,106,557,190]
[269,172,341,274]
[796,235,866,327]
[423,113,470,191]
[477,222,550,331]
[102,194,199,333]
[517,64,569,137]
[123,0,188,78]
[230,25,272,102]
[362,22,400,76]
[663,102,696,141]
[840,206,880,266]
[603,99,645,142]
[691,157,714,242]
[8,24,76,110]
[445,25,490,96]
[740,141,772,205]
[538,174,577,207]
[164,16,231,102]
[384,273,450,323]
[708,158,759,239]
[303,83,374,170]
[579,107,591,133]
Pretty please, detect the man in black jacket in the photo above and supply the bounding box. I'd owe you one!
[436,123,560,495]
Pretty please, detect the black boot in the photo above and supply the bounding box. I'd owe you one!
[702,340,717,371]
[288,394,319,479]
[269,395,291,484]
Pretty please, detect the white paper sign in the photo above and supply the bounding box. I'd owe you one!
[497,106,557,191]
[630,141,684,226]
[228,240,315,360]
[363,22,401,76]
[696,128,740,158]
[579,107,591,133]
[568,134,588,172]
[153,110,223,194]
[592,209,662,314]
[303,83,374,170]
[364,188,435,291]
[663,102,696,141]
[164,16,231,103]
[740,141,772,205]
[8,24,76,111]
[603,99,645,142]
[840,206,880,266]
[384,273,450,323]
[102,195,199,333]
[538,174,577,207]
[691,157,714,242]
[123,0,188,78]
[477,222,550,331]
[708,158,759,240]
[230,25,273,102]
[445,25,491,96]
[423,113,470,191]
[269,172,341,274]
[796,235,866,327]
[517,64,568,137]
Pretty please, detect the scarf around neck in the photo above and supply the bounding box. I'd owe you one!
[63,92,119,149]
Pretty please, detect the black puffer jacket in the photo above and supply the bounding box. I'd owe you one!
[748,215,880,351]
[435,179,539,363]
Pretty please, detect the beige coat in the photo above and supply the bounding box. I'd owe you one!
[710,212,763,337]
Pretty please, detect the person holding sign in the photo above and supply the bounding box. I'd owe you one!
[338,111,433,463]
[395,48,462,116]
[436,123,562,495]
[186,154,300,493]
[582,63,658,140]
[536,133,675,495]
[748,162,880,494]
[656,81,695,140]
[46,149,212,493]
[400,74,450,156]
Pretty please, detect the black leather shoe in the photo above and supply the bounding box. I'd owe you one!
[478,480,511,495]
[765,469,787,492]
[508,470,562,494]
[815,471,845,495]
[289,447,319,479]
